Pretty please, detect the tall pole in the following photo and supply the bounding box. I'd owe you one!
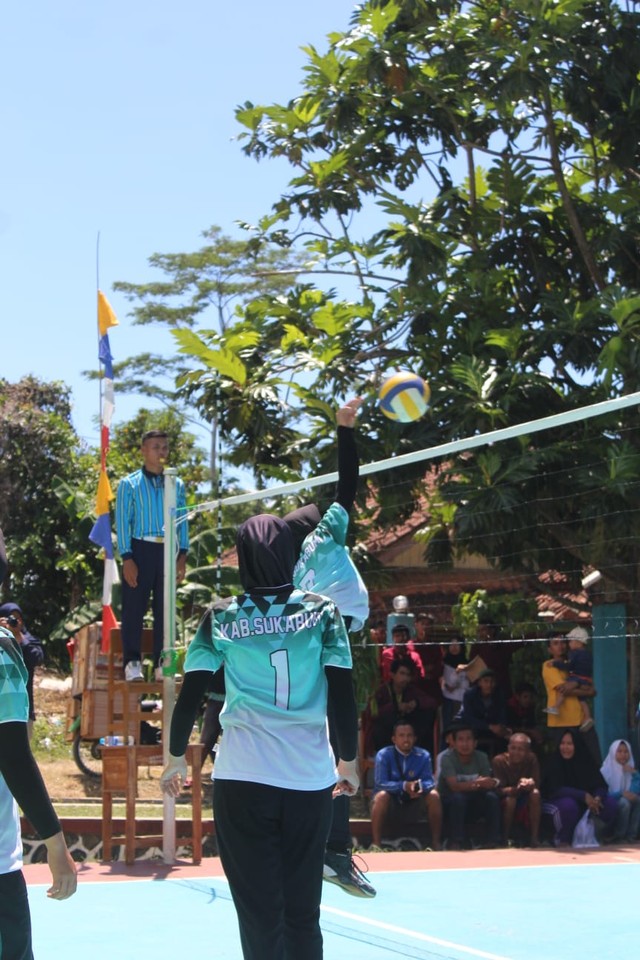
[162,468,178,863]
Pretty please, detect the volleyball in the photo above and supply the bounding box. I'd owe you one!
[378,371,430,423]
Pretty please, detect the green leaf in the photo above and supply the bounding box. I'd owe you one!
[172,329,247,385]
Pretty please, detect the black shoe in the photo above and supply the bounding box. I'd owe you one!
[323,850,376,898]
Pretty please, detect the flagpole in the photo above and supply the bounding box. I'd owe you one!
[96,232,103,443]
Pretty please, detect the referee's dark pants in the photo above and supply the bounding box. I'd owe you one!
[213,779,333,960]
[0,869,33,960]
[121,539,164,666]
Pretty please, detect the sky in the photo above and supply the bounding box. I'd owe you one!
[0,1,363,451]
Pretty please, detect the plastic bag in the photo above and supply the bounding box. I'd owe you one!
[572,809,599,848]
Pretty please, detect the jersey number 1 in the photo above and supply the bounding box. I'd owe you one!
[270,648,291,710]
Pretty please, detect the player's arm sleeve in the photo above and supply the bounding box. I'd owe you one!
[176,479,190,553]
[336,425,358,513]
[325,666,358,762]
[169,670,212,756]
[419,755,435,792]
[0,722,61,839]
[115,479,133,559]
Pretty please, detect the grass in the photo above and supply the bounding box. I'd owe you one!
[53,802,200,819]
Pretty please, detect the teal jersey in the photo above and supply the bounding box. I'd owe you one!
[186,587,352,790]
[0,628,29,873]
[293,502,369,632]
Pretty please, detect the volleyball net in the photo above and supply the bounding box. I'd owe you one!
[165,389,640,644]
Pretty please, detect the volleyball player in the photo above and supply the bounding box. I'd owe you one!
[283,397,376,898]
[161,514,358,960]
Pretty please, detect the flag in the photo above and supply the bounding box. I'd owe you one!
[92,290,119,652]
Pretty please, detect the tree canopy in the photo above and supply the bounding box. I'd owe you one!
[116,0,640,612]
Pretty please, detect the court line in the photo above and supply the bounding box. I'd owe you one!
[320,904,513,960]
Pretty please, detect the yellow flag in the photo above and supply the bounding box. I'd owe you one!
[98,291,119,336]
[95,470,114,515]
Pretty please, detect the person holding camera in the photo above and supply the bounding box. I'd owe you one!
[0,602,44,735]
[370,720,442,850]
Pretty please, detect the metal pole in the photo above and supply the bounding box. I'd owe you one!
[162,468,177,864]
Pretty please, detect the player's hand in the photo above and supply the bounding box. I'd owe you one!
[44,833,78,900]
[160,755,188,797]
[123,558,139,588]
[333,759,359,797]
[336,397,363,429]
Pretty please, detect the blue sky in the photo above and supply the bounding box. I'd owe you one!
[0,1,362,450]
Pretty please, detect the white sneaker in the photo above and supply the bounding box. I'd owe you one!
[124,661,143,682]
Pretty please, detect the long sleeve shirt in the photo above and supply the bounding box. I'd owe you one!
[373,744,436,796]
[116,467,189,559]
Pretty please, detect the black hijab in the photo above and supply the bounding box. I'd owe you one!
[282,504,321,553]
[236,514,296,592]
[543,729,607,796]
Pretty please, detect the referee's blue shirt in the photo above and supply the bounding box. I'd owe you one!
[115,467,189,560]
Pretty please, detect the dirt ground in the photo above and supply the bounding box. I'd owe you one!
[32,671,214,803]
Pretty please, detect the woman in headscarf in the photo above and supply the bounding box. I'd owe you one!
[542,729,618,846]
[600,739,640,842]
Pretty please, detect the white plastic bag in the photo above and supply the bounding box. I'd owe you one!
[572,810,599,848]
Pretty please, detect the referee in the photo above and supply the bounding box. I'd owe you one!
[115,430,189,681]
[162,514,358,960]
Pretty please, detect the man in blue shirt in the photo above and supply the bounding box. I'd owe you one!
[370,720,442,850]
[115,430,189,680]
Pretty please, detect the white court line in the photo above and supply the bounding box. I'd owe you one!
[321,903,513,960]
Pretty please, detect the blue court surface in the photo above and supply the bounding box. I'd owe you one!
[26,848,639,959]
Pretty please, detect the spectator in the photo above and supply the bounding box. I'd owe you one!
[368,617,386,654]
[115,429,189,681]
[466,621,523,697]
[541,635,601,765]
[438,723,502,850]
[600,739,640,843]
[492,733,541,847]
[413,612,442,705]
[456,668,511,757]
[0,602,44,731]
[506,681,544,750]
[0,528,77,957]
[541,729,617,847]
[380,624,424,683]
[161,514,357,960]
[370,721,442,850]
[546,626,593,732]
[440,638,470,738]
[364,656,437,755]
[385,594,415,645]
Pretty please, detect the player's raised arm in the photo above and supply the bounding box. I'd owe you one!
[336,397,362,513]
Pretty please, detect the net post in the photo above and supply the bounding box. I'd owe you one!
[162,468,177,864]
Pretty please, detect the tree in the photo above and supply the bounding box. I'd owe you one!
[115,2,640,615]
[0,377,104,661]
[110,226,306,488]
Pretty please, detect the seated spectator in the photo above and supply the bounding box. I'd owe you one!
[492,733,541,847]
[456,668,511,757]
[364,656,437,756]
[440,638,470,739]
[370,721,442,850]
[542,635,601,765]
[506,681,544,751]
[542,729,617,847]
[413,612,442,705]
[600,739,640,843]
[380,624,424,683]
[438,723,502,850]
